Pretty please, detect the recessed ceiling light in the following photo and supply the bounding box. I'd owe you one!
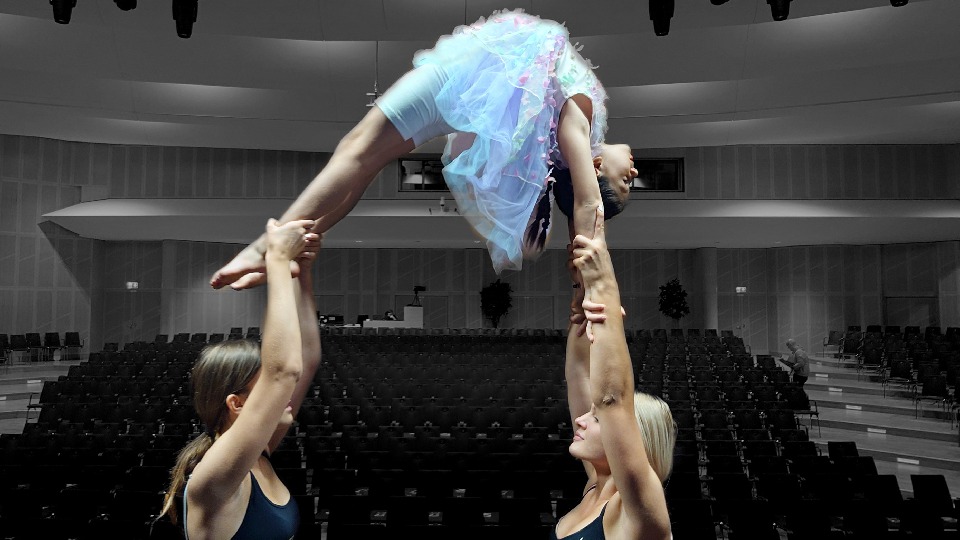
[355,240,363,243]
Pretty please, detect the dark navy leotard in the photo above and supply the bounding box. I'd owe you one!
[183,457,299,540]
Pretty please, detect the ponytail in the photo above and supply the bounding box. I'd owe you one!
[158,431,215,525]
[158,340,261,525]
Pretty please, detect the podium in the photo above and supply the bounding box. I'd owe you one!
[363,306,424,329]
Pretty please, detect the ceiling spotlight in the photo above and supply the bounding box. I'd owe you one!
[50,0,76,24]
[649,0,675,37]
[172,0,198,39]
[890,0,908,5]
[767,0,791,21]
[114,0,137,10]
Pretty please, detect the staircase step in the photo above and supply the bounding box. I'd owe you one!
[817,418,957,443]
[806,381,914,399]
[813,440,960,472]
[813,397,954,421]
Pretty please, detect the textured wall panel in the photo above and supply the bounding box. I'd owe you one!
[3,135,959,353]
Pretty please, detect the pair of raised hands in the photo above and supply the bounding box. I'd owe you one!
[568,208,623,342]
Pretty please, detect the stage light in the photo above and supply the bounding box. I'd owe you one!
[172,0,197,38]
[50,0,76,24]
[890,0,908,5]
[114,0,136,10]
[767,0,791,21]
[649,0,675,37]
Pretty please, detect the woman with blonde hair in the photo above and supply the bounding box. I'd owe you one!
[559,209,676,540]
[158,218,321,539]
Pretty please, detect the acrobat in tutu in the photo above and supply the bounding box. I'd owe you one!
[212,10,638,289]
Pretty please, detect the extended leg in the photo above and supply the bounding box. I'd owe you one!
[211,107,416,289]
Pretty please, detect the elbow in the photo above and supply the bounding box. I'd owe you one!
[266,356,303,383]
[595,387,629,409]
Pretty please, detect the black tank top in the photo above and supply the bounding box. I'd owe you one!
[183,454,299,540]
[551,486,608,540]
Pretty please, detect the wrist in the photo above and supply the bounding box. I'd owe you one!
[586,278,619,298]
[265,252,290,264]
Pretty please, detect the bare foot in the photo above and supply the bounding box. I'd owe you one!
[210,242,267,289]
[226,261,303,291]
[213,228,318,290]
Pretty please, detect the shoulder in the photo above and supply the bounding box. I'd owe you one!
[605,493,671,540]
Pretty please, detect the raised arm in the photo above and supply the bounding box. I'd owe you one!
[573,211,671,539]
[188,219,316,510]
[557,95,602,242]
[268,238,322,452]
[565,244,598,483]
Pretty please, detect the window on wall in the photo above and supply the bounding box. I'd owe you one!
[398,155,448,192]
[398,155,685,192]
[630,158,684,192]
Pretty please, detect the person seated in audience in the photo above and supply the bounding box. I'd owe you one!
[209,9,638,290]
[779,338,810,387]
[384,309,398,321]
[558,208,675,540]
[158,218,321,540]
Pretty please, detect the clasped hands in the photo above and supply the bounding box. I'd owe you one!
[568,208,623,342]
[264,218,322,271]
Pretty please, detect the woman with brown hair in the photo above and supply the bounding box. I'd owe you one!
[158,218,320,540]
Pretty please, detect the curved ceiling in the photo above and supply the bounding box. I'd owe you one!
[7,0,960,250]
[2,0,959,152]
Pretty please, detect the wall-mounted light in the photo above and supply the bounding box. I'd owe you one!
[735,286,747,294]
[126,281,139,291]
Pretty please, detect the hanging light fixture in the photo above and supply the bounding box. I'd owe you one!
[172,0,198,38]
[366,41,382,107]
[767,0,791,21]
[50,0,77,24]
[649,0,675,37]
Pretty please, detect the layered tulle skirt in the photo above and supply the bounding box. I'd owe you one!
[413,10,607,273]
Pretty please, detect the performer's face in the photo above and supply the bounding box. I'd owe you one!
[569,404,606,463]
[599,143,637,201]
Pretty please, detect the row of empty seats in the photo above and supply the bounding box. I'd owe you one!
[4,331,958,539]
[0,332,83,363]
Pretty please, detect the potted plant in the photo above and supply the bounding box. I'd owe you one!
[480,279,513,329]
[658,278,690,327]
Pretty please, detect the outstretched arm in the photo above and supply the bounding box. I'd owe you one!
[557,96,602,241]
[573,211,671,539]
[565,244,598,484]
[189,219,317,511]
[268,239,322,452]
